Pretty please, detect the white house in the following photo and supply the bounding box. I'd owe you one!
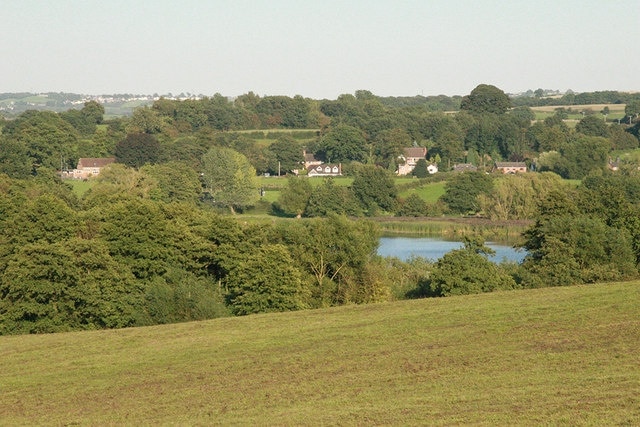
[397,147,427,175]
[65,157,115,179]
[306,164,342,177]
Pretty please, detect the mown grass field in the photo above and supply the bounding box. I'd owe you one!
[398,180,446,203]
[2,281,639,425]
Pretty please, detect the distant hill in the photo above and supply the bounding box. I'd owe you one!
[2,280,638,425]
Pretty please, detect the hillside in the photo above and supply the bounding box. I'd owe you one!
[2,281,639,425]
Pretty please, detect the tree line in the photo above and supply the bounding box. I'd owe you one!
[2,84,640,334]
[2,166,640,334]
[2,84,640,182]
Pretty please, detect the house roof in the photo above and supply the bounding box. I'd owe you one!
[402,147,427,158]
[495,162,526,168]
[306,163,342,175]
[77,157,115,168]
[453,163,478,172]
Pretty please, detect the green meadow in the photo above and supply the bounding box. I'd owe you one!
[530,103,627,122]
[2,281,639,425]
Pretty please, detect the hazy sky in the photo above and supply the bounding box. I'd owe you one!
[3,0,639,98]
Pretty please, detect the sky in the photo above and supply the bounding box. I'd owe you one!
[3,0,639,99]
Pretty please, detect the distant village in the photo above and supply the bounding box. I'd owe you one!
[0,92,206,117]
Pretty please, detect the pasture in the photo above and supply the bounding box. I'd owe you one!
[530,103,627,122]
[2,281,639,425]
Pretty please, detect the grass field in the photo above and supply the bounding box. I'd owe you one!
[398,181,446,203]
[66,179,94,197]
[531,103,627,122]
[2,281,639,425]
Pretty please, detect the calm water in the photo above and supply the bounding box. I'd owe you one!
[378,236,526,263]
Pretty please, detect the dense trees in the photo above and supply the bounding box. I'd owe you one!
[2,110,79,172]
[2,85,640,335]
[315,124,368,163]
[440,172,493,214]
[225,244,308,315]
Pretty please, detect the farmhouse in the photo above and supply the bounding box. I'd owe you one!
[303,150,322,169]
[66,157,115,179]
[397,146,427,175]
[307,164,342,177]
[495,162,527,174]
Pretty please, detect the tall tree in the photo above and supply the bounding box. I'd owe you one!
[460,84,511,115]
[440,171,493,214]
[201,147,260,213]
[316,124,368,163]
[575,115,610,138]
[268,135,303,174]
[351,165,397,214]
[274,176,313,218]
[304,178,362,217]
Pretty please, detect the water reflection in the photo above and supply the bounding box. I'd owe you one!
[377,236,525,263]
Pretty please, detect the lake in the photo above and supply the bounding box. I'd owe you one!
[377,236,526,263]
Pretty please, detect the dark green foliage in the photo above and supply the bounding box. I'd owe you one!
[373,128,412,168]
[460,84,511,115]
[351,165,397,214]
[115,133,161,168]
[268,135,303,174]
[428,237,516,296]
[521,214,636,286]
[411,159,429,178]
[304,178,362,217]
[559,135,610,179]
[440,172,493,214]
[60,101,105,136]
[144,269,229,324]
[275,215,380,307]
[396,193,428,217]
[0,136,31,179]
[520,183,639,287]
[0,239,143,334]
[575,115,609,138]
[609,124,639,150]
[225,244,308,315]
[316,124,368,163]
[2,110,79,171]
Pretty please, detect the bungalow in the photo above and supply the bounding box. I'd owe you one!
[495,162,527,174]
[397,146,427,176]
[306,163,342,177]
[66,157,115,179]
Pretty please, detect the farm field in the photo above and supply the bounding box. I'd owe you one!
[530,103,627,121]
[2,281,639,425]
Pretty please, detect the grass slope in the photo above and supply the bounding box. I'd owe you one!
[2,282,639,425]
